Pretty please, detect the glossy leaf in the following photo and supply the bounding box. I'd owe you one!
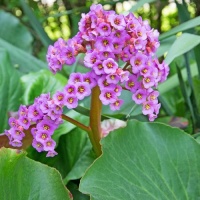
[164,33,200,65]
[0,148,71,200]
[80,120,200,199]
[0,50,22,132]
[0,10,33,52]
[21,69,67,104]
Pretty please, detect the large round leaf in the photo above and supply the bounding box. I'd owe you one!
[80,120,200,199]
[0,148,71,200]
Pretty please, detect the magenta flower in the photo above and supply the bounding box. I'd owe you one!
[99,89,117,105]
[46,150,58,157]
[18,116,30,130]
[102,58,118,74]
[83,72,97,88]
[28,105,43,122]
[84,50,99,68]
[10,139,22,147]
[125,74,139,92]
[110,99,124,111]
[64,84,77,95]
[93,60,105,75]
[130,53,147,74]
[97,22,111,36]
[8,117,19,128]
[142,76,155,89]
[147,90,159,104]
[136,27,147,40]
[10,128,25,140]
[142,101,154,115]
[61,46,76,65]
[32,139,44,152]
[68,72,83,84]
[75,82,91,100]
[53,91,66,106]
[64,95,78,109]
[43,139,56,152]
[132,89,147,104]
[36,119,57,135]
[95,37,113,52]
[106,74,120,84]
[108,14,126,30]
[18,105,28,117]
[35,130,51,143]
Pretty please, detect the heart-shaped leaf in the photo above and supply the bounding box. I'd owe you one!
[80,120,200,199]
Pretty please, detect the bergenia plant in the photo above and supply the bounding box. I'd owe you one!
[4,4,169,157]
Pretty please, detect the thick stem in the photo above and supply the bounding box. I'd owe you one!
[89,86,102,156]
[61,114,90,133]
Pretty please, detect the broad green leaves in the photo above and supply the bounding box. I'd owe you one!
[0,50,22,132]
[80,120,200,199]
[0,148,71,200]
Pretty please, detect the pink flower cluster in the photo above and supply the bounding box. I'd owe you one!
[47,4,169,121]
[5,93,63,157]
[5,4,169,155]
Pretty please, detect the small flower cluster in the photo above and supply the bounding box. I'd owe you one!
[4,93,64,157]
[47,4,169,121]
[4,72,97,156]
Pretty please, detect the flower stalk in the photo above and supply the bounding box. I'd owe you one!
[89,86,102,156]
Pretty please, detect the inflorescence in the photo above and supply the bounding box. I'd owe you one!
[4,4,169,156]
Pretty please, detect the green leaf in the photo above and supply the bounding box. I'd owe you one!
[21,69,67,104]
[128,0,156,12]
[20,0,52,47]
[0,10,33,52]
[0,148,71,200]
[0,38,47,74]
[164,33,200,65]
[57,128,95,184]
[159,16,200,40]
[80,120,200,199]
[0,49,22,132]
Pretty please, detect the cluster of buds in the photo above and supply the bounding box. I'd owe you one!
[5,4,169,156]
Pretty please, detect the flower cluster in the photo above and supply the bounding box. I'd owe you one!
[47,4,169,121]
[5,93,63,157]
[5,4,169,155]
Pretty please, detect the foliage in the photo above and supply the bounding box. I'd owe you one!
[0,0,200,199]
